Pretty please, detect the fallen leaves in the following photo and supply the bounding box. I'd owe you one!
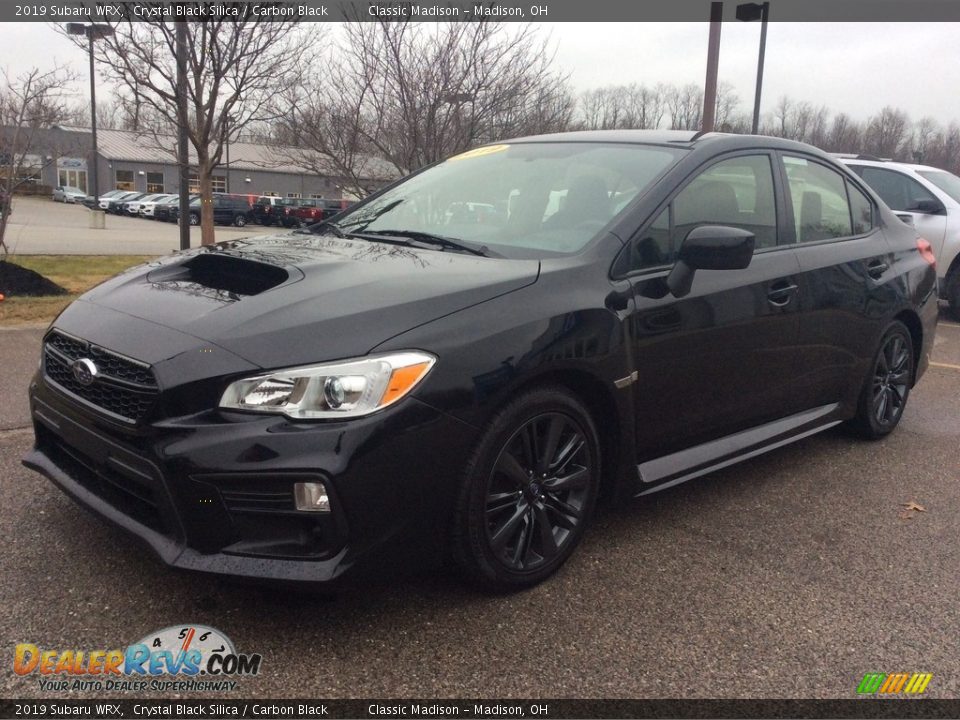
[899,500,927,520]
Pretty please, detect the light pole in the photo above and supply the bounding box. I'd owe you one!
[737,2,770,134]
[701,2,723,133]
[66,22,113,223]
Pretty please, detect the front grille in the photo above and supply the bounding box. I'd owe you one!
[44,330,158,422]
[36,424,166,533]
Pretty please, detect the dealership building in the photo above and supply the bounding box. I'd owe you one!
[7,125,394,200]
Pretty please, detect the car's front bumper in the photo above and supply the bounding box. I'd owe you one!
[24,374,478,585]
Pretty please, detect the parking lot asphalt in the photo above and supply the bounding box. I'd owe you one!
[3,197,264,256]
[1,313,958,700]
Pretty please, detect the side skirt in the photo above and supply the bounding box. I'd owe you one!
[634,403,842,497]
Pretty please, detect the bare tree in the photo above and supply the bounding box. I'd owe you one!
[0,64,78,255]
[863,106,910,159]
[66,11,310,245]
[277,20,573,196]
[713,81,739,131]
[577,83,665,130]
[666,83,703,130]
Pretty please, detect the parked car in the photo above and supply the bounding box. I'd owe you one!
[52,186,87,204]
[176,193,253,227]
[154,195,181,223]
[288,197,352,227]
[124,193,167,216]
[139,194,175,219]
[251,196,297,227]
[102,191,141,213]
[81,189,125,209]
[23,131,937,591]
[837,156,960,319]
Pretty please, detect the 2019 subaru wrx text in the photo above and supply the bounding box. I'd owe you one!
[24,131,938,590]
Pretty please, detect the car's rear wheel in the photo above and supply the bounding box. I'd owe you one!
[189,213,200,226]
[848,320,913,439]
[234,214,247,227]
[452,387,600,591]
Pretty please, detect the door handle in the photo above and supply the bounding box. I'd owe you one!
[866,259,890,279]
[767,280,798,307]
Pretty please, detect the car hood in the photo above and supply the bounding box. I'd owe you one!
[77,232,540,369]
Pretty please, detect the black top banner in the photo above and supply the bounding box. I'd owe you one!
[5,0,960,23]
[3,699,960,720]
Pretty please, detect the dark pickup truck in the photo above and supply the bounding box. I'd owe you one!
[250,196,301,228]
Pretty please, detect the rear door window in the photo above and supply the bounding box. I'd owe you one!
[782,156,852,242]
[856,166,937,212]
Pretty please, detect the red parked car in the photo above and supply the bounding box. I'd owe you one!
[288,198,352,227]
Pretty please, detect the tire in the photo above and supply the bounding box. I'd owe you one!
[188,213,200,226]
[946,271,960,322]
[848,321,914,439]
[234,214,247,227]
[451,387,601,591]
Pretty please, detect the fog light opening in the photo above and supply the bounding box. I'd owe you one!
[294,482,331,512]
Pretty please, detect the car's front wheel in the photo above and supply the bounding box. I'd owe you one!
[452,387,600,591]
[234,214,247,227]
[188,213,200,226]
[849,320,914,439]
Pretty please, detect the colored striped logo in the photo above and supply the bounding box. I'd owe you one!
[857,673,932,695]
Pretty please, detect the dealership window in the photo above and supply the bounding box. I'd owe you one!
[58,169,87,193]
[146,172,165,193]
[187,174,227,193]
[287,192,302,198]
[115,170,135,191]
[309,193,325,199]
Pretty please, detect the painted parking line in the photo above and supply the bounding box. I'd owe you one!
[930,361,960,371]
[938,323,960,329]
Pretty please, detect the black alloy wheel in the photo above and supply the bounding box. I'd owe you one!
[485,413,591,571]
[850,320,913,439]
[872,332,911,427]
[452,388,600,590]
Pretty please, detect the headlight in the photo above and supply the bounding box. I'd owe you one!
[219,351,436,419]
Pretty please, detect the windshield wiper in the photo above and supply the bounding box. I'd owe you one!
[352,230,496,257]
[305,220,346,237]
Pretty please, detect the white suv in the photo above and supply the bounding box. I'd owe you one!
[838,156,960,319]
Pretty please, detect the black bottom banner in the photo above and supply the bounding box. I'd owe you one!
[2,699,960,720]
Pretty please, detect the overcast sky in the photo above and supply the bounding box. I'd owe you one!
[2,21,959,127]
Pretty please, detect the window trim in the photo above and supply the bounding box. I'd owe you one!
[776,151,880,249]
[612,149,787,280]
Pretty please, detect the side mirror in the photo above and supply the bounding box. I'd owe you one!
[908,198,944,215]
[666,225,755,298]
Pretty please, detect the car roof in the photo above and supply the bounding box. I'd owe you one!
[500,129,833,156]
[836,157,948,174]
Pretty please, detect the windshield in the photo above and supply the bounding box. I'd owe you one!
[917,170,960,204]
[332,142,685,258]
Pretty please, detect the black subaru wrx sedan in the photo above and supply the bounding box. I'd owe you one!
[24,131,938,590]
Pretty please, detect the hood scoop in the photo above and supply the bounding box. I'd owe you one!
[146,253,291,301]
